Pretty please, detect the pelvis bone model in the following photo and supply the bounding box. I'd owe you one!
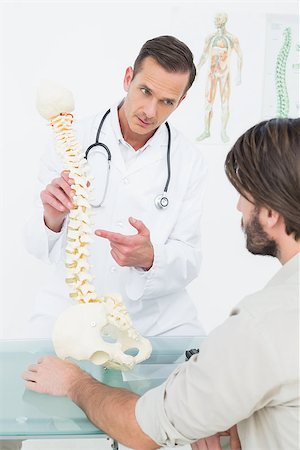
[36,81,152,370]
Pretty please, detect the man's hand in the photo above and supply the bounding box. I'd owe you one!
[95,217,154,270]
[22,356,89,397]
[22,356,159,450]
[192,426,241,450]
[41,170,75,232]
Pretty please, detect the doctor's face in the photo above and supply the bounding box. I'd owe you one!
[237,195,278,257]
[121,56,189,137]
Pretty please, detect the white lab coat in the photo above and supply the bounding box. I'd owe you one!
[24,103,207,338]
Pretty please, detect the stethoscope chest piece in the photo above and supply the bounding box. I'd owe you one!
[154,194,169,209]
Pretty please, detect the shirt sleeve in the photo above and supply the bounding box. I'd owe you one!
[23,136,67,264]
[135,307,282,446]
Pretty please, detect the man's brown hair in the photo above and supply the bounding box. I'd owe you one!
[225,118,300,240]
[133,35,196,94]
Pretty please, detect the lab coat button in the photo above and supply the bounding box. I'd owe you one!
[116,221,123,227]
[111,266,116,273]
[123,177,129,184]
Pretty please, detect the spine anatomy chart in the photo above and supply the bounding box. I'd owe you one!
[276,27,292,118]
[36,81,152,370]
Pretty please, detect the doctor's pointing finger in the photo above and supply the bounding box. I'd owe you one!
[95,217,154,270]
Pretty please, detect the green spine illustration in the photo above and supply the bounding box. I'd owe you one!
[275,27,291,117]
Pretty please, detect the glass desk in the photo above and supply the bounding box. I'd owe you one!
[0,336,205,447]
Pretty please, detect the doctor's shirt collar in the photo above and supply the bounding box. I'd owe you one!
[111,100,166,153]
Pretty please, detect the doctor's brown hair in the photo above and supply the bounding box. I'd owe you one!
[225,118,300,240]
[133,35,196,94]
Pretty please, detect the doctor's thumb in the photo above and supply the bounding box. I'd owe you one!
[128,217,149,236]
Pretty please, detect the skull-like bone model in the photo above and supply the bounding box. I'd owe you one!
[36,81,152,370]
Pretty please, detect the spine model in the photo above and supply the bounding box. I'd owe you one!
[36,81,152,369]
[49,112,131,328]
[49,112,98,304]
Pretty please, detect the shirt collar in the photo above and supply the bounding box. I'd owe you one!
[266,252,299,287]
[110,100,168,152]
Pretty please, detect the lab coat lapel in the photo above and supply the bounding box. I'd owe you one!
[105,105,127,175]
[125,125,167,176]
[109,136,127,174]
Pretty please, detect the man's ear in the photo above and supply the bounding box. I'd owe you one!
[177,94,186,108]
[261,207,281,229]
[123,67,134,92]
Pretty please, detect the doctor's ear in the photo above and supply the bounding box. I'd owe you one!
[123,67,134,92]
[177,94,187,108]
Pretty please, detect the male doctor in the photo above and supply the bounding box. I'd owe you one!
[24,35,207,338]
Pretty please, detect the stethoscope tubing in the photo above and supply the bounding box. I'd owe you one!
[84,108,171,208]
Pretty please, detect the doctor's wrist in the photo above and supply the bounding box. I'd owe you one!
[44,214,66,233]
[141,252,154,271]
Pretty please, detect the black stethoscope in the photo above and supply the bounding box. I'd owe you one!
[84,109,171,209]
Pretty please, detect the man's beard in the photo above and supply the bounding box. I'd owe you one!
[242,209,278,257]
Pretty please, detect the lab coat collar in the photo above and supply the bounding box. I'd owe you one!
[110,100,125,145]
[108,101,167,176]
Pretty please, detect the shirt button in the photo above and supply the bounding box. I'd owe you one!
[123,177,129,185]
[116,221,123,227]
[110,266,116,273]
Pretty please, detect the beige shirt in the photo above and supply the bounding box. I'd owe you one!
[136,254,300,449]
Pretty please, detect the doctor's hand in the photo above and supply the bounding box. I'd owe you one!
[95,217,154,271]
[41,170,75,233]
[191,426,241,450]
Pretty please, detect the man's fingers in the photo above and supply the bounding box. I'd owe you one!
[192,428,240,450]
[43,182,73,209]
[110,243,122,254]
[40,191,69,213]
[22,370,38,382]
[191,439,208,450]
[27,364,39,372]
[25,381,39,391]
[95,230,129,245]
[52,177,75,201]
[128,217,150,236]
[192,433,226,450]
[229,426,241,450]
[61,171,74,186]
[50,187,73,210]
[54,176,74,196]
[95,218,150,242]
[110,249,124,266]
[61,170,90,188]
[206,435,222,450]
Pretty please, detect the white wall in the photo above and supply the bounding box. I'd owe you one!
[0,0,298,338]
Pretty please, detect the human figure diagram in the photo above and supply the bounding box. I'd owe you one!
[196,12,243,143]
